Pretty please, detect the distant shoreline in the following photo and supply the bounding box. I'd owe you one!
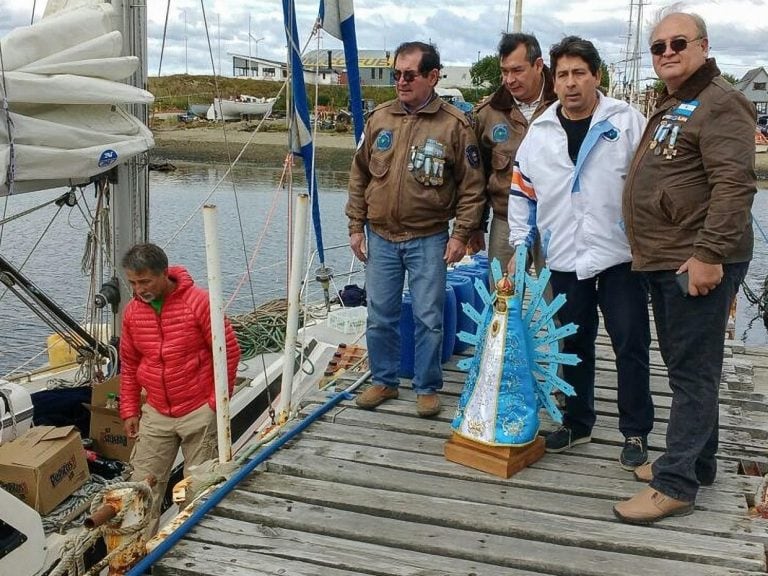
[151,125,768,184]
[151,125,357,173]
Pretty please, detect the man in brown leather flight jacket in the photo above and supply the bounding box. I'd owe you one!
[615,9,756,525]
[346,41,485,418]
[470,33,556,269]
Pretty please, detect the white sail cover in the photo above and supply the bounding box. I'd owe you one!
[0,2,155,195]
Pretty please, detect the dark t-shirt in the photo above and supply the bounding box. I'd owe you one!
[557,106,591,164]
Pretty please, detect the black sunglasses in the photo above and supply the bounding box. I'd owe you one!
[650,36,703,56]
[393,69,424,83]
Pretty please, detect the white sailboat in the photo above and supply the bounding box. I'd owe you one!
[206,95,277,121]
[0,1,367,574]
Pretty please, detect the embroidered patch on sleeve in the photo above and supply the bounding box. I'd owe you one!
[466,144,481,168]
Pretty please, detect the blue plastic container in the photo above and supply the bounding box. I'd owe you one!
[398,286,457,379]
[446,274,473,354]
[472,252,489,268]
[451,264,487,310]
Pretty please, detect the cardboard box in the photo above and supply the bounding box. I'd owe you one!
[0,425,90,514]
[88,377,135,462]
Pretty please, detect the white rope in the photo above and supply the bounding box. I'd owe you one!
[48,480,152,576]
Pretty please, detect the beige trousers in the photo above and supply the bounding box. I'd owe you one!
[130,402,217,535]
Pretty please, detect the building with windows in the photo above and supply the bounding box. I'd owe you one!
[230,53,288,81]
[735,67,768,114]
[230,50,473,89]
[301,50,392,86]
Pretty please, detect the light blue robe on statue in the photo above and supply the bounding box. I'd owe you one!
[450,248,579,447]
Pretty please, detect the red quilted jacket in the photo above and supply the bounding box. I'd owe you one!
[119,266,241,419]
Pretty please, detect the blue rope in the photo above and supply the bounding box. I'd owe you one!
[125,387,356,576]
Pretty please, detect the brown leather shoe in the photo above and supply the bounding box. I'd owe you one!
[613,487,694,525]
[633,461,715,486]
[416,393,441,417]
[356,385,398,409]
[633,462,653,482]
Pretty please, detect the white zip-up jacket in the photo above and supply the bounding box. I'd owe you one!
[508,92,645,279]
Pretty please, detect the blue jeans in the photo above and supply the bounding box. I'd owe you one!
[647,262,749,502]
[365,230,448,394]
[549,262,653,439]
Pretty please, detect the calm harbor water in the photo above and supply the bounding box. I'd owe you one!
[0,163,767,376]
[0,164,352,377]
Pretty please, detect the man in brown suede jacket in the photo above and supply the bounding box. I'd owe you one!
[471,32,556,267]
[346,41,485,418]
[614,9,756,525]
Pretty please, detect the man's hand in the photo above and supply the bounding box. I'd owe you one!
[506,253,517,277]
[444,238,467,264]
[350,232,367,263]
[123,416,140,439]
[466,230,486,254]
[678,256,723,297]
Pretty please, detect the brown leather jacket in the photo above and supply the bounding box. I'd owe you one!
[474,69,556,219]
[623,59,756,271]
[346,95,485,243]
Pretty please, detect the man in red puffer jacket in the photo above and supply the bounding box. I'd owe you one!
[119,243,240,534]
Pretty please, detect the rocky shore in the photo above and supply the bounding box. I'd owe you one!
[151,125,768,183]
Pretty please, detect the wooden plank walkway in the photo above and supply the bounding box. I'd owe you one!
[154,336,768,576]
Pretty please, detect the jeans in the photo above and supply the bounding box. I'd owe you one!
[647,261,749,502]
[549,262,653,439]
[366,230,448,394]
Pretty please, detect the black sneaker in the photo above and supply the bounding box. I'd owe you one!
[620,436,648,470]
[545,426,591,453]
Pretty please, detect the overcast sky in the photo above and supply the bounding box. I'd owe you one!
[1,0,766,83]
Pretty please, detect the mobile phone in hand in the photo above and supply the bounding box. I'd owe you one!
[675,272,689,296]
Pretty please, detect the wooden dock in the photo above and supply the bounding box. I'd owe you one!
[153,334,768,576]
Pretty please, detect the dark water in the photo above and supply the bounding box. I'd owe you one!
[1,165,767,376]
[0,165,352,377]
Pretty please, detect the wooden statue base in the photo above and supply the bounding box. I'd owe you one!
[444,433,545,479]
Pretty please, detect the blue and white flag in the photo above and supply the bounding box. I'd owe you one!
[318,0,364,145]
[282,0,325,263]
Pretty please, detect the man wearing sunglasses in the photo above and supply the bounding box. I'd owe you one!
[616,10,756,525]
[472,33,556,274]
[346,41,485,418]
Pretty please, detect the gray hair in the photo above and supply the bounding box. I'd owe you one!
[649,3,708,42]
[122,243,169,274]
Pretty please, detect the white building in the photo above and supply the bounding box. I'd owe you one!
[230,51,473,89]
[230,53,287,81]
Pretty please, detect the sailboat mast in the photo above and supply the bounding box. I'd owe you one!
[110,0,150,332]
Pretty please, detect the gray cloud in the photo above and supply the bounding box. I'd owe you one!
[0,1,765,81]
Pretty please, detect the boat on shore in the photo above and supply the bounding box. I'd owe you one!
[206,95,277,121]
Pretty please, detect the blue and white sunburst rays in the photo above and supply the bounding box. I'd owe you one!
[451,244,580,447]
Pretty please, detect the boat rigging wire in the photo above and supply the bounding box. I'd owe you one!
[157,0,172,76]
[740,212,768,337]
[199,0,257,310]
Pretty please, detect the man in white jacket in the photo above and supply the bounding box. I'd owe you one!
[508,36,653,468]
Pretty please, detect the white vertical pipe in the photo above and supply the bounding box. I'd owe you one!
[513,0,523,32]
[202,205,232,463]
[278,193,310,421]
